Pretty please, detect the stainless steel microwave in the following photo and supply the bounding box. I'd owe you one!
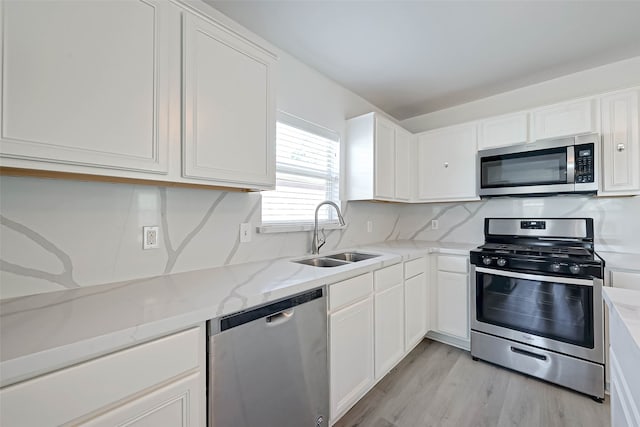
[478,134,599,197]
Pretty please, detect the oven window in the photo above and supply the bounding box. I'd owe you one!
[476,272,594,348]
[481,147,568,188]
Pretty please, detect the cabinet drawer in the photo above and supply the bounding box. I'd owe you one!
[0,327,201,426]
[438,255,468,273]
[611,270,640,291]
[329,273,373,312]
[404,257,426,279]
[374,263,403,293]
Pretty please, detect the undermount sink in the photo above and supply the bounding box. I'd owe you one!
[326,252,380,262]
[293,251,380,268]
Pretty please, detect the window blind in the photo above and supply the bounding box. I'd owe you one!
[262,113,340,224]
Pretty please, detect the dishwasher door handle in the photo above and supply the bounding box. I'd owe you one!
[266,308,294,326]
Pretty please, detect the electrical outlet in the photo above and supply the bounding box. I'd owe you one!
[431,219,439,230]
[240,222,252,243]
[367,221,373,233]
[143,226,159,249]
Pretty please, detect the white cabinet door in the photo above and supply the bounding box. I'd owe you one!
[395,128,412,200]
[404,273,427,350]
[329,297,374,422]
[374,116,396,199]
[600,90,640,195]
[182,12,275,188]
[436,271,469,340]
[417,123,478,201]
[80,373,201,427]
[374,282,405,380]
[479,112,529,149]
[532,98,597,141]
[0,0,169,174]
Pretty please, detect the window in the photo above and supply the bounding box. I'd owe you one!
[262,112,340,225]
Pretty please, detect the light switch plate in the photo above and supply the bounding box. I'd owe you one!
[431,220,439,230]
[367,221,373,233]
[240,222,252,243]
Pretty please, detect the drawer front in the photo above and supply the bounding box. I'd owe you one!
[374,263,403,293]
[404,257,426,279]
[329,273,373,312]
[438,255,468,273]
[0,327,201,426]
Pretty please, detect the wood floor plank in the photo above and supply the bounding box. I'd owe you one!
[335,339,610,427]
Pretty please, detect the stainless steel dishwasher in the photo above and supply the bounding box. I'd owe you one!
[208,287,328,427]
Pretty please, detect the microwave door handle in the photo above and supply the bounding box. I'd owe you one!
[566,145,575,184]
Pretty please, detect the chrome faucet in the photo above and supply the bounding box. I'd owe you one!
[312,201,346,254]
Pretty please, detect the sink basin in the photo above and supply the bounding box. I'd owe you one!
[326,252,380,262]
[294,257,350,268]
[293,251,381,267]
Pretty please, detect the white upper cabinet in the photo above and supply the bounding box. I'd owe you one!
[346,112,413,202]
[478,111,529,150]
[600,89,640,195]
[416,123,478,202]
[182,11,276,188]
[531,98,598,141]
[0,0,169,174]
[395,127,412,200]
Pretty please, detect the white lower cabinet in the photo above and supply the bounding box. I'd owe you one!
[430,255,470,348]
[81,373,201,427]
[374,264,405,380]
[404,257,428,351]
[329,274,374,423]
[0,326,205,427]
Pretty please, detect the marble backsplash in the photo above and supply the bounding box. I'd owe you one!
[1,176,639,299]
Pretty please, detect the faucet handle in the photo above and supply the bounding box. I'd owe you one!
[317,228,327,252]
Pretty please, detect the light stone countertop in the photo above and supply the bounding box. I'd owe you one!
[598,251,640,271]
[603,287,640,353]
[0,240,473,387]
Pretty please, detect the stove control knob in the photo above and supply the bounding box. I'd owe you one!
[569,264,581,274]
[497,258,507,267]
[551,263,562,273]
[482,257,492,265]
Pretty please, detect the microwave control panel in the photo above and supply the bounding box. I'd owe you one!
[575,143,595,183]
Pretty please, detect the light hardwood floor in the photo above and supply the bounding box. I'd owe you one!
[334,339,609,427]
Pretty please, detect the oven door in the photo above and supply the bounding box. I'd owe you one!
[478,141,575,196]
[471,266,603,363]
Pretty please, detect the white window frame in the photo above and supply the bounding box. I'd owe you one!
[258,111,342,233]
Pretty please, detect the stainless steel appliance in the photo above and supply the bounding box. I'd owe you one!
[470,218,605,401]
[478,134,599,197]
[208,288,328,426]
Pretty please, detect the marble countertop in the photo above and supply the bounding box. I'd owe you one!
[0,240,472,387]
[603,287,640,352]
[598,251,640,271]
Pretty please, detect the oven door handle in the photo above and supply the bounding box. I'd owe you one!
[474,266,596,287]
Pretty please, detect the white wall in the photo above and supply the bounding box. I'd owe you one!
[401,55,640,132]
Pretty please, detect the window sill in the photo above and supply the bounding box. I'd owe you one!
[257,223,346,234]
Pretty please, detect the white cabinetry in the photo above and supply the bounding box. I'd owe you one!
[329,274,374,423]
[404,257,428,351]
[417,123,478,202]
[531,98,598,141]
[182,11,275,187]
[373,264,405,380]
[0,326,205,427]
[0,0,169,175]
[429,255,470,349]
[0,0,277,191]
[346,113,413,201]
[610,269,640,292]
[600,89,640,195]
[478,111,529,150]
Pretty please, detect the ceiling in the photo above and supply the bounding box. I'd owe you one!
[209,1,640,121]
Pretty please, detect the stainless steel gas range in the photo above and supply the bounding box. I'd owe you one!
[469,218,605,401]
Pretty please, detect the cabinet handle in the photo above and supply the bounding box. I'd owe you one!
[444,162,449,168]
[617,143,625,152]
